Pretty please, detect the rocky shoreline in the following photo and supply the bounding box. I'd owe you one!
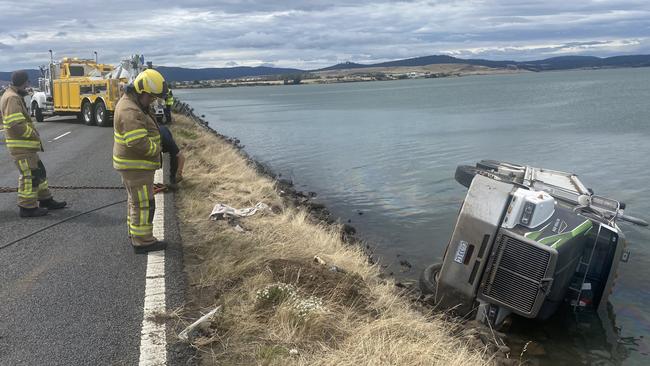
[171,100,516,365]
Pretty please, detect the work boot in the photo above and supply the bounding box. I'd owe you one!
[20,206,48,217]
[133,241,167,254]
[39,198,67,210]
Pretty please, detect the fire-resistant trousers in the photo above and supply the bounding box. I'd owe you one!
[119,170,157,246]
[13,152,52,208]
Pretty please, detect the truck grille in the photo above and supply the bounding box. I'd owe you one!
[480,233,552,316]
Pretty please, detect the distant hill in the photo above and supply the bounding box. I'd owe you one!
[0,69,42,85]
[320,54,650,72]
[2,54,650,83]
[156,66,303,82]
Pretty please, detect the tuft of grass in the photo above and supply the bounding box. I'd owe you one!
[175,127,199,140]
[170,113,492,366]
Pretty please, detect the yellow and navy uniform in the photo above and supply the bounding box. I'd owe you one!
[113,92,161,245]
[1,86,52,208]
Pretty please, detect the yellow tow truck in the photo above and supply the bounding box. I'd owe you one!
[30,54,165,127]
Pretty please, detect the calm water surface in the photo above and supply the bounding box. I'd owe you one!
[178,68,650,365]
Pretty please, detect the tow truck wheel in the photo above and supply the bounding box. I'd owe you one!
[94,100,111,127]
[82,100,95,126]
[419,263,442,295]
[32,102,44,122]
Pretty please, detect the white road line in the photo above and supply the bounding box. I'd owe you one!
[51,131,71,141]
[139,169,167,366]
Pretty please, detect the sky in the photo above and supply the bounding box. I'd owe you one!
[1,0,649,71]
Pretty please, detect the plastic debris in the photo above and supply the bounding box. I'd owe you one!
[178,305,222,342]
[209,202,269,220]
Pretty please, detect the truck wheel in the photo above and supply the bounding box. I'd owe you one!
[94,100,111,127]
[455,165,480,188]
[32,102,44,122]
[419,263,442,295]
[455,165,515,188]
[82,100,95,126]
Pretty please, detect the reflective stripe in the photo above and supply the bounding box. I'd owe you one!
[143,185,150,224]
[119,129,148,142]
[17,159,34,198]
[146,140,160,157]
[3,112,25,124]
[4,112,24,120]
[129,223,153,235]
[5,140,41,149]
[114,132,147,144]
[22,125,34,138]
[138,188,145,227]
[38,180,49,192]
[112,155,160,170]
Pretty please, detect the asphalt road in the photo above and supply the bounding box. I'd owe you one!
[0,116,188,366]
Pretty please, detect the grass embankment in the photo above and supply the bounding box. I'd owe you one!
[170,113,491,365]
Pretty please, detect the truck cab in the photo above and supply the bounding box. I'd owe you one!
[421,161,647,328]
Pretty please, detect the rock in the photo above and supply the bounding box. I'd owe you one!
[399,260,412,268]
[277,178,293,189]
[342,224,356,235]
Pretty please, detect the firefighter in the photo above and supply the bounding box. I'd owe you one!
[164,89,174,124]
[113,69,168,253]
[158,124,185,186]
[0,70,66,217]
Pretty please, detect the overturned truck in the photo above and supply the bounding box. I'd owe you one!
[420,160,647,327]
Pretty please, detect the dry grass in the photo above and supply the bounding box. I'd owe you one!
[171,113,492,366]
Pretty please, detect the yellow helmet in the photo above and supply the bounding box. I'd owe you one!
[133,69,168,97]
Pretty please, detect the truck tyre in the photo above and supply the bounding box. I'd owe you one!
[476,160,502,171]
[419,263,442,295]
[94,100,111,127]
[82,100,95,126]
[32,102,44,122]
[455,165,515,188]
[455,165,480,188]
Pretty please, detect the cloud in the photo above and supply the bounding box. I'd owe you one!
[9,33,29,40]
[0,0,649,70]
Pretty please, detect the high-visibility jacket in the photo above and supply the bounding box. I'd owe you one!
[165,93,174,107]
[0,86,42,155]
[113,93,161,171]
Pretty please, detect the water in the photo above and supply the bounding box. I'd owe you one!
[177,68,650,365]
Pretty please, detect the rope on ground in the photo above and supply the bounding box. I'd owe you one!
[0,199,127,251]
[0,185,170,250]
[0,186,125,193]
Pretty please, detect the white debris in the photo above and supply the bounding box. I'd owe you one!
[178,305,222,342]
[209,202,269,220]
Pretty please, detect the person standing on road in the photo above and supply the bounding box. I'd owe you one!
[163,89,174,124]
[0,70,67,217]
[113,69,168,253]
